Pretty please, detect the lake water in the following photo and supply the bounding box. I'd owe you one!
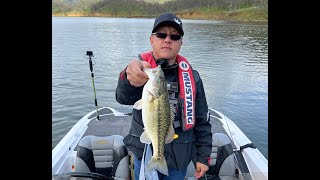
[52,17,268,159]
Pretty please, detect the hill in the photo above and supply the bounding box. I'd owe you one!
[52,0,268,22]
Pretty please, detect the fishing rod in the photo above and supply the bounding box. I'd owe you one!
[86,51,100,120]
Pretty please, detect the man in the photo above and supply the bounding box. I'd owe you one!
[116,12,212,180]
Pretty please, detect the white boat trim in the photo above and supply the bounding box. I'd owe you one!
[210,108,268,179]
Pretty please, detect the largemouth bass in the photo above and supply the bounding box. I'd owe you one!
[133,65,175,176]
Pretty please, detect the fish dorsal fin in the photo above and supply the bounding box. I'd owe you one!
[140,130,152,144]
[165,125,175,144]
[133,99,143,110]
[165,104,176,144]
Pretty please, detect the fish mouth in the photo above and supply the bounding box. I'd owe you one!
[143,67,152,72]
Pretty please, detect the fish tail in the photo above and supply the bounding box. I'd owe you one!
[146,156,168,176]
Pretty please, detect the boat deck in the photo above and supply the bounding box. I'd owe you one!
[83,107,236,148]
[84,112,132,138]
[53,107,268,180]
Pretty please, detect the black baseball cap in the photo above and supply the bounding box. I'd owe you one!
[152,13,184,36]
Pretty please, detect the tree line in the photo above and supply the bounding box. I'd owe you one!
[53,0,268,18]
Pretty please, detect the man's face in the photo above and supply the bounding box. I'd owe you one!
[150,26,183,62]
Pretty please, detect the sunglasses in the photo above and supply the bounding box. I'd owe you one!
[152,32,182,41]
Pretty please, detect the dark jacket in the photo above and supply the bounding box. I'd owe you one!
[115,59,212,170]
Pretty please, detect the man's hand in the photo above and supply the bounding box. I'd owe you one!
[194,162,209,179]
[126,60,151,87]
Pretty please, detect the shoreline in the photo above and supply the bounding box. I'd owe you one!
[52,13,268,22]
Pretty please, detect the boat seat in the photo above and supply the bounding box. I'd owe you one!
[185,133,237,180]
[75,135,130,180]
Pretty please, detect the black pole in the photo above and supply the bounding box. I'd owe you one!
[86,51,100,120]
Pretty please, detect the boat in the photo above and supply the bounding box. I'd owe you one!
[52,106,268,180]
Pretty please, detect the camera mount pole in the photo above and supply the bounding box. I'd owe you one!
[86,51,100,120]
